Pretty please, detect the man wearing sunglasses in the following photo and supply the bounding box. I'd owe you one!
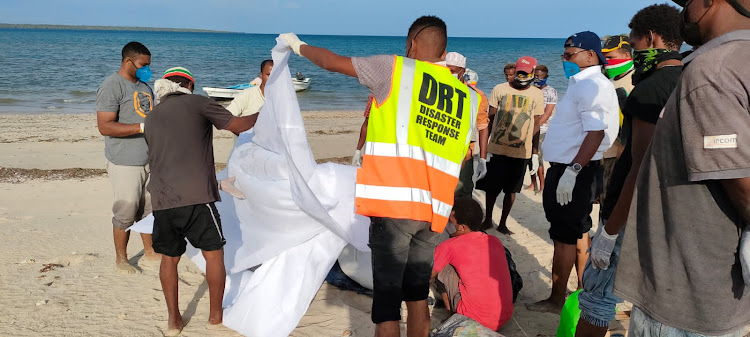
[612,0,750,335]
[476,56,544,235]
[527,31,619,314]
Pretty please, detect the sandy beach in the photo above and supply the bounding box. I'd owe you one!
[0,112,630,337]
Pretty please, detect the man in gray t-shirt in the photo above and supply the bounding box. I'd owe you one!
[95,41,158,274]
[613,2,750,335]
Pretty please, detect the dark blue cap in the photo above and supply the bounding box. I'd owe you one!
[565,31,607,65]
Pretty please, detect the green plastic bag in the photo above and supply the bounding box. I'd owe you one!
[557,290,581,337]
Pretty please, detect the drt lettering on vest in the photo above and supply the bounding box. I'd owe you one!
[414,72,467,148]
[354,56,479,232]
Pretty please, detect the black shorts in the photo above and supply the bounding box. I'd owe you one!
[368,217,442,324]
[152,203,226,257]
[475,154,530,196]
[543,162,602,245]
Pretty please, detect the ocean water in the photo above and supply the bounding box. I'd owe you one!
[0,28,568,114]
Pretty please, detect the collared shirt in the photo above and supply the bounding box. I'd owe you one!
[614,30,750,334]
[541,65,619,164]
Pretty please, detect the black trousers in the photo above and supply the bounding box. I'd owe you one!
[543,161,602,245]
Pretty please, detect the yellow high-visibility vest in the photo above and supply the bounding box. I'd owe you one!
[355,55,479,232]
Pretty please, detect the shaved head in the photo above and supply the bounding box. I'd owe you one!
[406,16,447,58]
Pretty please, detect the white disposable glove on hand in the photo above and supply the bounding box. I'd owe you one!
[556,167,578,206]
[486,153,493,162]
[590,223,619,270]
[219,176,246,200]
[279,33,307,56]
[740,227,750,287]
[352,149,363,167]
[530,154,539,173]
[473,158,488,181]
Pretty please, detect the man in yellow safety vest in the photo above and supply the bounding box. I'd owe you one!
[280,15,479,337]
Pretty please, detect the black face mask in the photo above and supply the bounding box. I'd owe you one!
[680,1,712,47]
[513,78,533,88]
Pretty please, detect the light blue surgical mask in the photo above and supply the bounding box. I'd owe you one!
[135,65,152,83]
[562,61,581,79]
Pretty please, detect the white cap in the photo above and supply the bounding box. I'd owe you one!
[445,52,466,68]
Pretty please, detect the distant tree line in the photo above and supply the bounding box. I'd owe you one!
[0,23,231,33]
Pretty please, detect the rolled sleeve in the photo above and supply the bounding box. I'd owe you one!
[577,81,609,132]
[680,84,750,181]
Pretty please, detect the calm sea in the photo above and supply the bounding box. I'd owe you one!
[0,29,569,114]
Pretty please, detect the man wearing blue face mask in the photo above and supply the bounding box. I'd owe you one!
[96,41,158,274]
[527,31,619,314]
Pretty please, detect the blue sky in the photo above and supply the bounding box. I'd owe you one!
[0,0,678,38]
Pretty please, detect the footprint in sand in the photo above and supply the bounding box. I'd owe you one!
[52,252,99,267]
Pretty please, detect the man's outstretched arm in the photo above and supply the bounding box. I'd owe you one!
[299,45,357,78]
[280,33,357,78]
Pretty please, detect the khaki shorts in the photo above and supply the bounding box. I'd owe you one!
[106,160,152,230]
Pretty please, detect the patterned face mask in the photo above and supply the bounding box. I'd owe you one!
[605,59,634,79]
[631,49,682,84]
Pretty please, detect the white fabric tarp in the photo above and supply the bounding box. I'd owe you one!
[131,38,370,337]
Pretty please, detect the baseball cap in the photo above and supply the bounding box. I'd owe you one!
[516,56,537,74]
[672,0,686,6]
[445,52,466,68]
[602,35,632,53]
[565,31,608,65]
[163,66,194,82]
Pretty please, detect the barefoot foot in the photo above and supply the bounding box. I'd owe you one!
[115,262,138,274]
[496,226,514,235]
[480,219,494,231]
[165,316,186,336]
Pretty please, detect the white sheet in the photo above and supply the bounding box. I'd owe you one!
[131,38,370,337]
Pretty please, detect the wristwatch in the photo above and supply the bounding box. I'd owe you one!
[569,162,583,174]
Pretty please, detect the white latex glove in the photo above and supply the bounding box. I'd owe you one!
[486,153,493,162]
[219,176,246,200]
[740,227,750,287]
[279,33,307,56]
[352,149,363,167]
[590,222,618,270]
[530,154,539,173]
[556,167,578,206]
[473,158,488,181]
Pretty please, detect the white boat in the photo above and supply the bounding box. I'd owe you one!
[292,77,311,92]
[203,74,311,99]
[202,86,248,99]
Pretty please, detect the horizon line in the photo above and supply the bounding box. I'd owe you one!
[0,23,567,40]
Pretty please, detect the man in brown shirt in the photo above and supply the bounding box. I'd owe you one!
[144,67,257,334]
[613,1,750,335]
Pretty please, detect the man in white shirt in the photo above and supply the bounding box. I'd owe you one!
[527,31,619,314]
[227,59,273,119]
